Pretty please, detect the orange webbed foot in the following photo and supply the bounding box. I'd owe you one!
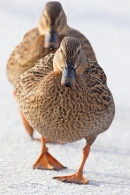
[53,141,91,184]
[33,152,66,171]
[53,172,89,184]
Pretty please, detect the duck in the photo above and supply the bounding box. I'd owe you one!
[16,36,115,184]
[6,1,97,141]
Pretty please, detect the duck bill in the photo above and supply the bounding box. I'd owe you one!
[44,29,59,51]
[61,61,76,87]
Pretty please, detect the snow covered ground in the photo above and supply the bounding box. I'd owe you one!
[0,0,130,194]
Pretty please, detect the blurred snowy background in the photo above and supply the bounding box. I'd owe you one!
[0,0,130,194]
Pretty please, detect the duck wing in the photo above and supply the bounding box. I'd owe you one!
[83,60,115,120]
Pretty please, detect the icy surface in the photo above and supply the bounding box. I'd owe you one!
[0,0,130,194]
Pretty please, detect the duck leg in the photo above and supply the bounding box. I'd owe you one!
[19,110,41,141]
[53,137,96,184]
[33,136,66,170]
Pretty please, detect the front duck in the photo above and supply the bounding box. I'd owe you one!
[16,36,115,184]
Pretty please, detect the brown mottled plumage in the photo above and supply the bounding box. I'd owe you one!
[16,37,115,184]
[6,1,97,141]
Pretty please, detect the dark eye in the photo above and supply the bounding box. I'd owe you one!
[60,48,62,53]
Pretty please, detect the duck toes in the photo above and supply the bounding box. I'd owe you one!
[7,1,97,141]
[16,36,115,184]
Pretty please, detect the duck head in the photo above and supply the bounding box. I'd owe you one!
[38,1,67,51]
[53,36,86,87]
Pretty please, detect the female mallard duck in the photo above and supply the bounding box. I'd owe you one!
[7,1,97,140]
[16,37,115,184]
